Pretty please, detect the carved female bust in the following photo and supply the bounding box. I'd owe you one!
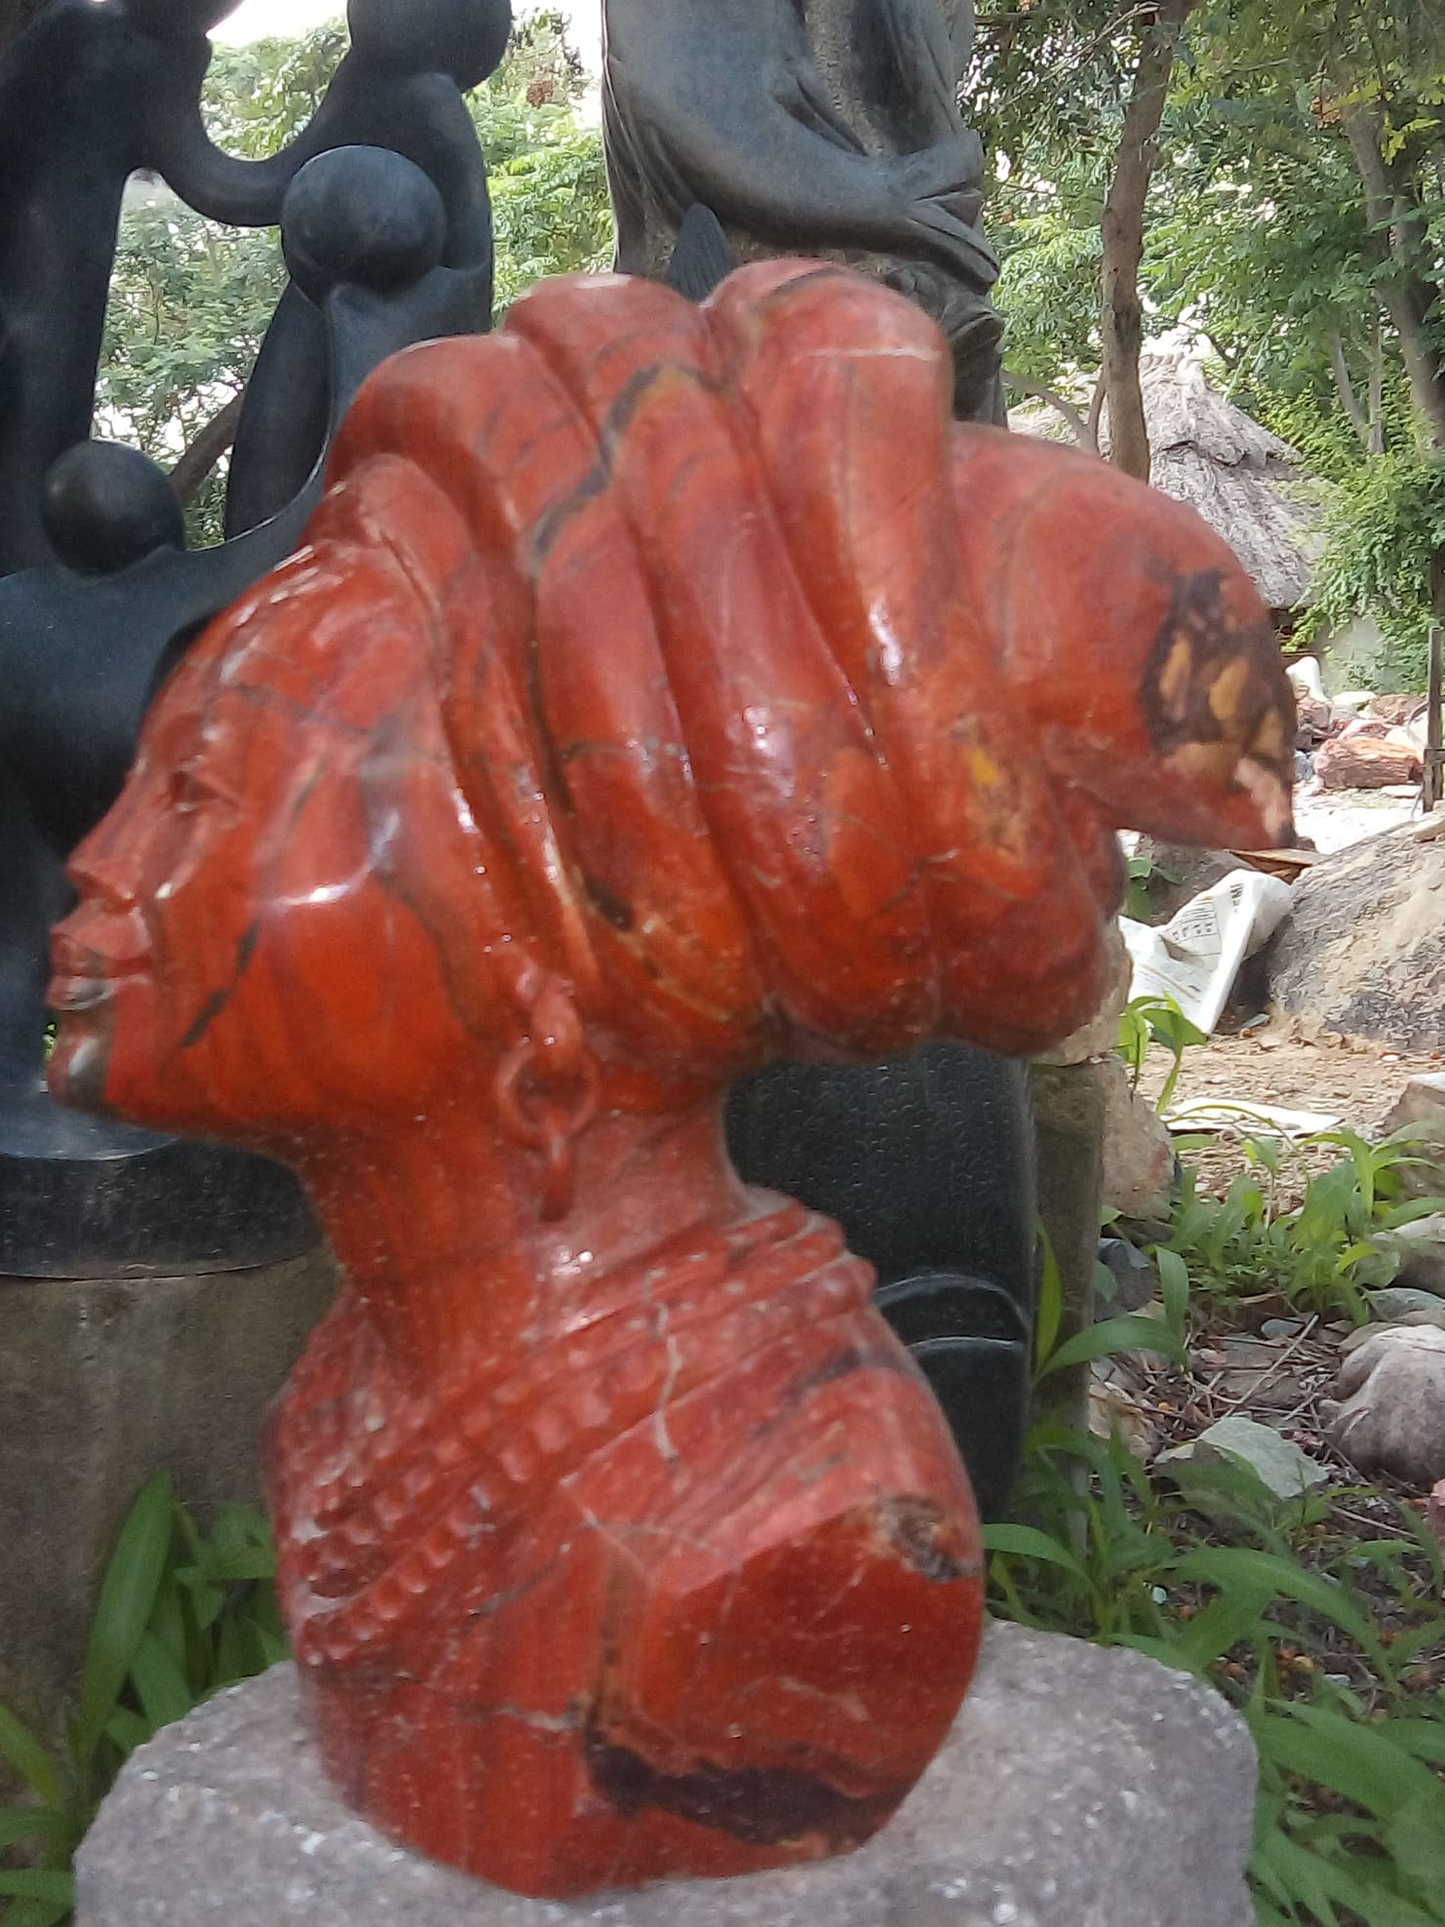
[49,264,1291,1898]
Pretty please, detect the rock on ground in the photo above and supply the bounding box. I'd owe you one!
[1373,1216,1445,1296]
[1157,1414,1329,1502]
[1367,1289,1445,1325]
[1326,1325,1445,1487]
[1098,1057,1175,1221]
[1315,734,1419,791]
[1381,1073,1445,1199]
[76,1623,1258,1927]
[1035,923,1131,1063]
[1266,830,1445,1052]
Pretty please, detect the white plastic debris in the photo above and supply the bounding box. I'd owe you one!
[1119,869,1294,1035]
[1286,657,1324,702]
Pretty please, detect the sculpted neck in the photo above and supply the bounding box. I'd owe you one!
[293,1098,756,1379]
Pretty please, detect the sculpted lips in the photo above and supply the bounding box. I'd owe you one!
[48,928,147,1010]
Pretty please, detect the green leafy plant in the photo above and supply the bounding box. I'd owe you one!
[1034,1221,1191,1383]
[1297,451,1445,694]
[1116,992,1208,1112]
[1165,1125,1445,1322]
[0,1475,286,1925]
[1123,849,1182,922]
[985,1419,1445,1925]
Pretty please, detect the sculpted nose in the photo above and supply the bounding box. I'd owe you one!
[67,826,142,914]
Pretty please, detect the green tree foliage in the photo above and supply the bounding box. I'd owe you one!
[1300,452,1445,688]
[481,11,613,309]
[97,9,610,544]
[974,0,1445,684]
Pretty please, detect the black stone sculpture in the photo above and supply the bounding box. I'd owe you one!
[727,1049,1035,1525]
[0,0,510,574]
[603,0,1005,420]
[0,0,512,1275]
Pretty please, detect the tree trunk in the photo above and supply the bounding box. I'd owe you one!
[1368,318,1385,458]
[1344,106,1445,451]
[1098,0,1197,482]
[1327,329,1372,451]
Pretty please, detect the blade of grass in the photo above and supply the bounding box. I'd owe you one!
[1037,1314,1186,1379]
[0,1706,63,1808]
[1171,1548,1384,1663]
[71,1470,175,1767]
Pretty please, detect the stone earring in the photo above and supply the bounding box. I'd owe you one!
[493,977,600,1221]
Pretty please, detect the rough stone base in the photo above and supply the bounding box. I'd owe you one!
[1029,1062,1105,1437]
[0,1249,338,1745]
[77,1622,1257,1927]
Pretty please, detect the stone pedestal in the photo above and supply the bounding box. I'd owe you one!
[1029,1062,1105,1433]
[77,1622,1257,1927]
[0,1249,338,1745]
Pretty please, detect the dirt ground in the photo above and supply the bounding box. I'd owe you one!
[1136,1016,1442,1205]
[1134,775,1444,1206]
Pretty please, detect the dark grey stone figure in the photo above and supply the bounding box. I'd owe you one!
[0,0,511,571]
[603,0,1004,419]
[0,0,511,1274]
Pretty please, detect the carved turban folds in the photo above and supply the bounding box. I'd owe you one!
[157,262,1288,1117]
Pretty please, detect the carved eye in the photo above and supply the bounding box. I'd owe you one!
[167,762,226,815]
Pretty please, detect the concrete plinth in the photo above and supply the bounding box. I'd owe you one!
[77,1621,1257,1927]
[0,1249,338,1744]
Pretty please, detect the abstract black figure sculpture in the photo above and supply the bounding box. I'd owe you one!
[0,0,510,572]
[603,0,1004,420]
[726,1048,1035,1524]
[0,0,511,1273]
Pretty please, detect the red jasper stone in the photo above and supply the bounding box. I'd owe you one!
[48,264,1293,1899]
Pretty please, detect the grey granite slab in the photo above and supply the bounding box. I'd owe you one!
[77,1619,1257,1927]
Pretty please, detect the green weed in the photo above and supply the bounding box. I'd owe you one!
[1116,993,1208,1113]
[0,1475,284,1925]
[985,1422,1445,1926]
[1164,1126,1445,1324]
[1124,851,1182,922]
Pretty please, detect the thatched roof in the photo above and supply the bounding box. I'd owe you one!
[1010,350,1325,614]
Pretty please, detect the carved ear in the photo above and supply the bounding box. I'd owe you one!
[492,975,600,1221]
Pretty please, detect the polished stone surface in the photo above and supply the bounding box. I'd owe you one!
[52,266,1292,1897]
[77,1622,1258,1927]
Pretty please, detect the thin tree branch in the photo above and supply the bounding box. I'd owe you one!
[1326,329,1371,450]
[1003,370,1098,451]
[1098,0,1199,480]
[1342,103,1445,449]
[1367,318,1385,458]
[168,393,244,508]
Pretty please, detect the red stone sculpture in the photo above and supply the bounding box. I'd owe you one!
[48,265,1293,1899]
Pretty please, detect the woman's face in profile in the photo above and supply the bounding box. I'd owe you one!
[48,554,492,1142]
